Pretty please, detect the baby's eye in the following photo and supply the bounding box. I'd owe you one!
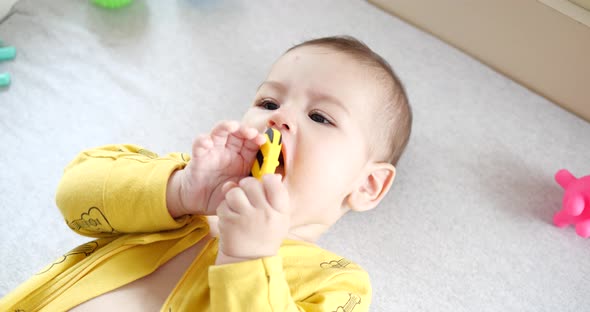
[309,112,332,125]
[259,100,280,110]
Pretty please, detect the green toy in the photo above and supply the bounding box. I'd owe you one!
[0,46,16,61]
[0,40,15,87]
[0,73,10,87]
[92,0,133,9]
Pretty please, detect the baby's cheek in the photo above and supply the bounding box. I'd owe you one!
[290,148,352,191]
[303,164,347,195]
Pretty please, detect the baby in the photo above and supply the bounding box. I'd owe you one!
[1,35,412,311]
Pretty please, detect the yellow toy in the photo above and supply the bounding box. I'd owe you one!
[251,128,283,180]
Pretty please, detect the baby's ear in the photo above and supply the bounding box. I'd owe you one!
[347,163,396,212]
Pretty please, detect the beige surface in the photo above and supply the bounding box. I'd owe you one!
[570,0,590,10]
[369,0,590,122]
[541,0,590,27]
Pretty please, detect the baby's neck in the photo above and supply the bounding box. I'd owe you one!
[205,216,326,244]
[286,223,329,243]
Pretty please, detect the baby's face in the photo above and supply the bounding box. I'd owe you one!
[242,46,383,231]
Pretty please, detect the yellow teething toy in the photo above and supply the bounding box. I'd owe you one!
[251,128,282,180]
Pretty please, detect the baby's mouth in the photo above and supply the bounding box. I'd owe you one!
[275,145,286,179]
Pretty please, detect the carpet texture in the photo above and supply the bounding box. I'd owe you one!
[1,1,589,311]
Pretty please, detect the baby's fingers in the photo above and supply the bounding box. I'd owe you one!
[236,125,263,142]
[263,174,289,214]
[217,200,238,219]
[226,125,265,153]
[225,186,253,215]
[210,120,240,147]
[221,181,238,196]
[192,134,214,157]
[239,177,269,210]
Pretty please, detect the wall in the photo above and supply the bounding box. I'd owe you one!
[369,0,590,122]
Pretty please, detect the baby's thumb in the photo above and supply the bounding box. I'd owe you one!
[263,174,289,213]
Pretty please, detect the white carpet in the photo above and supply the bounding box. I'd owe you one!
[1,0,589,311]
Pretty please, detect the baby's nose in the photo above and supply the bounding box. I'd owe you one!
[268,120,290,131]
[267,113,292,132]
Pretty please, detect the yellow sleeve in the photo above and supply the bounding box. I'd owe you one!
[208,256,371,312]
[55,144,192,237]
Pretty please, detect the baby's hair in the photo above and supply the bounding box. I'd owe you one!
[286,36,412,165]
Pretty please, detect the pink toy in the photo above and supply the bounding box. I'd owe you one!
[553,169,590,238]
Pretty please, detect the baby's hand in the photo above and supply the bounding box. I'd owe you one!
[174,121,266,216]
[215,174,290,264]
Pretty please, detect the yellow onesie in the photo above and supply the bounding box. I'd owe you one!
[0,144,372,311]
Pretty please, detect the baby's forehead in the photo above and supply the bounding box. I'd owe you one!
[280,47,388,84]
[272,49,384,90]
[265,45,390,113]
[278,45,360,66]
